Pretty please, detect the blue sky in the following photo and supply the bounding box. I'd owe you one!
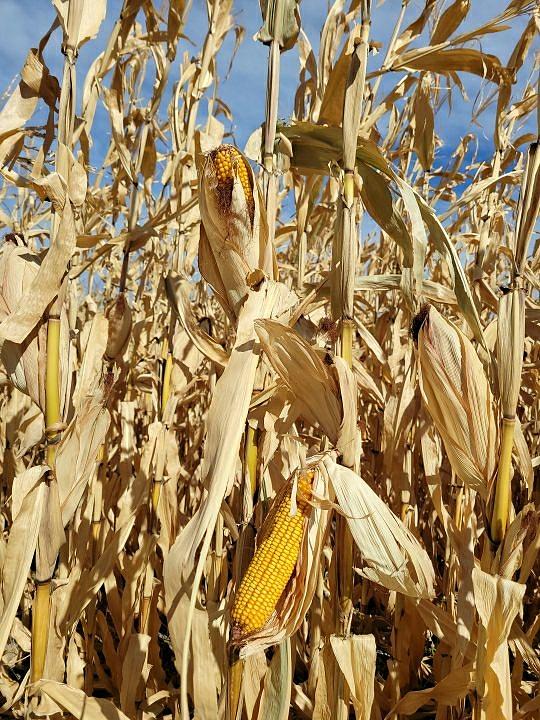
[0,1,536,180]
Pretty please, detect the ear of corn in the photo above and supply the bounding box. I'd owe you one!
[210,145,254,211]
[231,472,313,638]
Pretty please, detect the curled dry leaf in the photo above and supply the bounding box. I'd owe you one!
[254,318,359,467]
[35,680,131,720]
[322,456,435,599]
[165,271,229,368]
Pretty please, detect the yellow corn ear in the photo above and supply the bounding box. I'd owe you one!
[231,472,313,637]
[211,145,253,206]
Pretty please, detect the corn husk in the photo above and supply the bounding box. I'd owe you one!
[104,292,132,360]
[254,318,359,468]
[0,241,44,406]
[330,634,376,720]
[514,142,540,275]
[473,569,526,719]
[413,304,498,496]
[322,456,435,599]
[0,239,70,418]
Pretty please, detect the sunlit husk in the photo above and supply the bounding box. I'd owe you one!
[414,305,498,496]
[254,319,360,468]
[322,455,435,598]
[473,568,526,719]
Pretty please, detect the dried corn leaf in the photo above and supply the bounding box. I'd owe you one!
[323,456,435,598]
[36,680,130,720]
[330,634,376,720]
[386,663,474,718]
[473,568,526,720]
[0,483,44,660]
[392,47,509,84]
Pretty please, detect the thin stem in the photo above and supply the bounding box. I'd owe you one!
[227,649,244,720]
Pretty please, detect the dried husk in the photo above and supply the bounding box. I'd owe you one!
[0,476,45,661]
[0,240,70,417]
[104,292,132,360]
[413,305,498,496]
[165,271,229,368]
[412,72,434,171]
[0,241,44,407]
[514,142,540,275]
[254,319,359,468]
[473,568,526,719]
[330,634,376,720]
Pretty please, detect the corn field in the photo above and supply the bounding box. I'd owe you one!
[0,0,539,718]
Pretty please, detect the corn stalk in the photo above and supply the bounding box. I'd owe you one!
[31,0,85,682]
[329,4,371,717]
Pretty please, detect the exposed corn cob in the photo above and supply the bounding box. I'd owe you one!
[210,145,254,223]
[212,145,252,199]
[231,471,313,637]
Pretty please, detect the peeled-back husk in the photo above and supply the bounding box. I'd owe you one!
[254,318,360,468]
[322,455,436,599]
